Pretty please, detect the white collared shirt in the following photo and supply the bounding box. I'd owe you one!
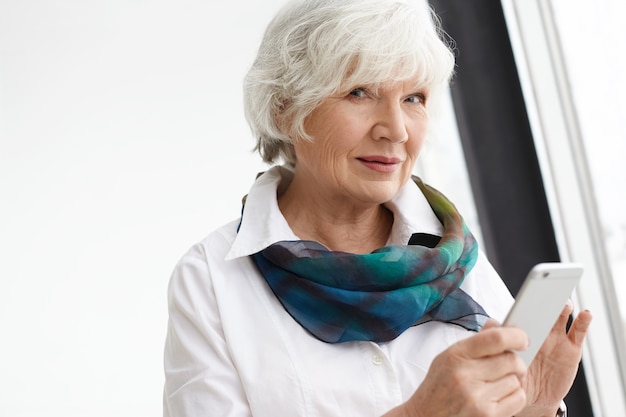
[163,166,514,417]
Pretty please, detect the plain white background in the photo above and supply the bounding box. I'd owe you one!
[0,1,283,415]
[0,0,624,416]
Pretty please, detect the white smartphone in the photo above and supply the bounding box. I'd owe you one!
[503,262,583,365]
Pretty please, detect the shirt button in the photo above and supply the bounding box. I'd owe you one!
[372,355,384,366]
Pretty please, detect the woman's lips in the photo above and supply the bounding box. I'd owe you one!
[357,156,403,173]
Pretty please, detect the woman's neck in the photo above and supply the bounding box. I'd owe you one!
[277,183,394,254]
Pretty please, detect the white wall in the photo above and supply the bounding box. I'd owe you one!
[0,1,286,415]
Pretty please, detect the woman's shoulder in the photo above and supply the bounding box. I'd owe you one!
[178,218,241,266]
[168,219,238,277]
[167,219,243,302]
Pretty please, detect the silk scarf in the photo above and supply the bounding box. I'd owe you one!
[250,176,489,343]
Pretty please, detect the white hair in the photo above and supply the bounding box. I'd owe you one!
[243,0,455,166]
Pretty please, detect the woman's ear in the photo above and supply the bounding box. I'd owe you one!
[274,101,293,137]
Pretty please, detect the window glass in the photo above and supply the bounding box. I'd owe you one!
[550,0,626,340]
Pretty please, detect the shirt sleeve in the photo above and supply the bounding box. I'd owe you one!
[163,243,252,417]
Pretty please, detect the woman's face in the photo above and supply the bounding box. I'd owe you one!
[292,79,429,206]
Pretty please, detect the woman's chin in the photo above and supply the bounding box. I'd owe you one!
[349,182,404,206]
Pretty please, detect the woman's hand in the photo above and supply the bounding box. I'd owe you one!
[385,321,530,417]
[516,301,592,417]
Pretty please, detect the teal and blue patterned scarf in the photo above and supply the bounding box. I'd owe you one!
[250,176,488,343]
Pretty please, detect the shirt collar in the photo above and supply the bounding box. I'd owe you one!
[225,165,443,260]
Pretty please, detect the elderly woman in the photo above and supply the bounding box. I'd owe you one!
[163,0,592,416]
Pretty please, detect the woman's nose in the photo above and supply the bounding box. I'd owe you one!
[371,101,409,143]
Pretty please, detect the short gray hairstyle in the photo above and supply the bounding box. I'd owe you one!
[243,0,455,166]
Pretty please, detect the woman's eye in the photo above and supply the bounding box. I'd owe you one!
[348,88,368,98]
[406,93,426,105]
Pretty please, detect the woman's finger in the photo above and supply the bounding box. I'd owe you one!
[485,373,525,403]
[552,299,574,333]
[460,326,529,359]
[493,379,527,417]
[481,351,527,382]
[568,310,593,346]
